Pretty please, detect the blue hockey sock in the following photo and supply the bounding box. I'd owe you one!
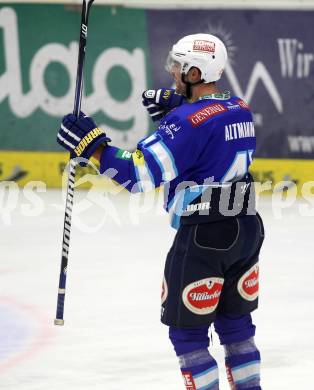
[169,326,218,390]
[179,349,219,390]
[224,337,261,390]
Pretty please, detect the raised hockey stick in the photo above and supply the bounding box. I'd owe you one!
[54,0,95,326]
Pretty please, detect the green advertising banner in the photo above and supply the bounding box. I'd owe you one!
[0,4,151,151]
[1,3,313,190]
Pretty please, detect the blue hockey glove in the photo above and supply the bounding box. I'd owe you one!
[142,89,185,122]
[57,112,111,164]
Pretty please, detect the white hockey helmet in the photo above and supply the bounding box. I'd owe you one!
[166,33,228,83]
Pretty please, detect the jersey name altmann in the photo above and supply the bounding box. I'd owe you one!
[225,121,255,141]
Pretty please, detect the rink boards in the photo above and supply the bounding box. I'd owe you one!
[0,150,313,195]
[0,4,313,194]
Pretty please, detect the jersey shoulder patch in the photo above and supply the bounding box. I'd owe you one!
[229,95,251,110]
[236,98,250,110]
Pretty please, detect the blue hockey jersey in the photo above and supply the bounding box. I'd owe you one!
[100,93,256,229]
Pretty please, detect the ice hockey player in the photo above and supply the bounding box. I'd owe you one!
[57,34,264,390]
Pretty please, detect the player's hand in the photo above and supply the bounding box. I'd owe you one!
[57,112,111,165]
[142,89,185,122]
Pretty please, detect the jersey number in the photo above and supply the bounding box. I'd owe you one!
[222,150,253,182]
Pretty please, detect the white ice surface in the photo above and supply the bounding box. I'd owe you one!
[1,189,314,389]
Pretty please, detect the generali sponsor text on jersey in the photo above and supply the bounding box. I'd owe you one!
[188,103,227,127]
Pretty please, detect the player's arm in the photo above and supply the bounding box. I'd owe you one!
[96,131,181,193]
[97,144,159,193]
[57,112,197,193]
[57,112,167,192]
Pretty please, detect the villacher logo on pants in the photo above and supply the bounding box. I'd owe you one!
[237,263,259,301]
[182,277,224,315]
